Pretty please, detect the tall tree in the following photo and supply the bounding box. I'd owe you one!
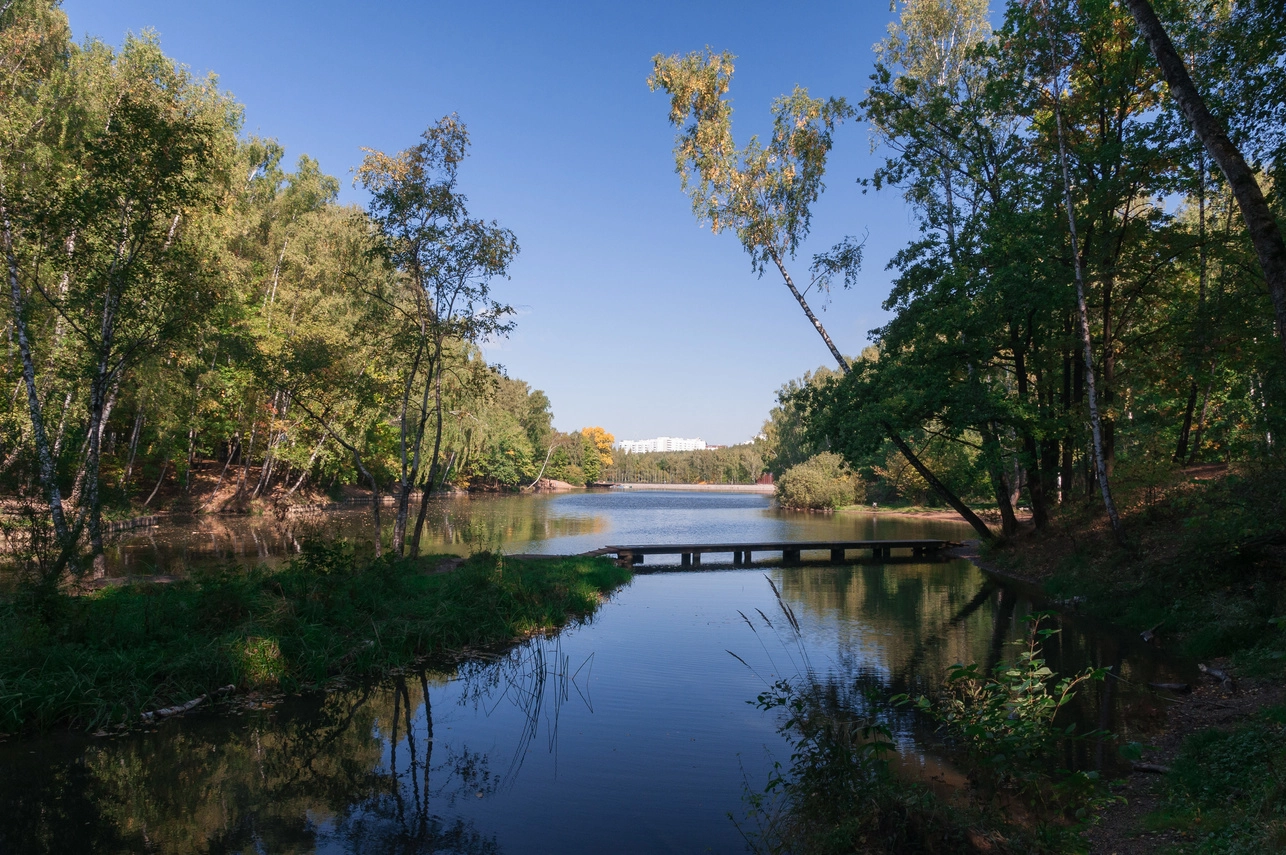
[3,10,238,574]
[1123,0,1286,361]
[358,116,518,556]
[649,48,997,540]
[1038,0,1126,544]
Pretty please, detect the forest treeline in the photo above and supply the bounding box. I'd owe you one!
[0,1,610,572]
[654,0,1286,531]
[600,443,766,485]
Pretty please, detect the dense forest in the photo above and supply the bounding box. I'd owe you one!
[654,0,1286,534]
[0,1,615,572]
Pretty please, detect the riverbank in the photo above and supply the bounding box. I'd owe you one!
[0,549,631,734]
[966,465,1286,853]
[751,465,1286,853]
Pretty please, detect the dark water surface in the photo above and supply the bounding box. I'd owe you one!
[1,493,1191,854]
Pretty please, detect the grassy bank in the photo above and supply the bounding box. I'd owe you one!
[745,465,1286,853]
[981,464,1286,853]
[985,464,1286,672]
[0,546,631,733]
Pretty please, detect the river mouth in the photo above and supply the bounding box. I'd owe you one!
[0,493,1194,853]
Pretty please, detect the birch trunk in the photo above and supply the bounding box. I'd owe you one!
[3,184,75,567]
[769,248,996,541]
[1045,5,1126,545]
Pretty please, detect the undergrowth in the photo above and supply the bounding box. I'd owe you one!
[738,591,1113,853]
[0,544,631,733]
[996,463,1286,670]
[1145,705,1286,853]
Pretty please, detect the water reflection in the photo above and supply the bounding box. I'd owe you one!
[98,495,610,577]
[97,490,970,579]
[0,524,1194,852]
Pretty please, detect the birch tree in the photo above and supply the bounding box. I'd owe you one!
[358,117,518,556]
[649,48,998,541]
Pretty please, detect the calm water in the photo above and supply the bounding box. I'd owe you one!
[1,493,1191,854]
[98,490,967,576]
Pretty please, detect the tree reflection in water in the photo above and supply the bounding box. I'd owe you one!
[0,634,589,855]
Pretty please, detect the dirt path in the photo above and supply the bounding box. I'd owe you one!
[1085,677,1283,853]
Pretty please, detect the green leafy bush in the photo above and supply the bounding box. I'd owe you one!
[900,616,1112,816]
[775,452,862,510]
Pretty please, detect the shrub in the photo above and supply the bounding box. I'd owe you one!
[775,452,862,511]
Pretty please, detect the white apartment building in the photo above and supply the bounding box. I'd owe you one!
[616,436,707,454]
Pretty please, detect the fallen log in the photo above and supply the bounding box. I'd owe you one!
[1148,682,1191,693]
[1198,663,1235,692]
[1132,763,1171,774]
[141,684,235,723]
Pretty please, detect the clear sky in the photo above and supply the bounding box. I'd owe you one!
[60,0,921,446]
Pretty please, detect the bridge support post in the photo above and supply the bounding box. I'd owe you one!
[783,549,801,565]
[681,553,691,567]
[692,552,701,566]
[733,550,742,565]
[830,548,845,563]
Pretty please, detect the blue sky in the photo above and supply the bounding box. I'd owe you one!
[61,0,921,445]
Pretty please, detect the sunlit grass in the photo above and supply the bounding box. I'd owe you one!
[0,547,631,733]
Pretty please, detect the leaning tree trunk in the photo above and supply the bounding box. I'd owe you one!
[1124,0,1286,360]
[770,248,997,542]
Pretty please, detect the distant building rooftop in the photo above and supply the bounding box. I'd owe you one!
[616,436,707,454]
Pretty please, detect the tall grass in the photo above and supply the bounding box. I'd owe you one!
[0,544,631,733]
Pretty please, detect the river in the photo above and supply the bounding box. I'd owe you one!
[0,491,1190,853]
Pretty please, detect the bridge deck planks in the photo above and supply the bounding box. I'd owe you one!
[599,539,959,567]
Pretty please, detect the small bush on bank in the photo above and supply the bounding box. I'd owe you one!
[775,453,862,511]
[0,547,631,733]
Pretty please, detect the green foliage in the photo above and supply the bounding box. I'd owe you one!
[579,433,602,484]
[792,0,1286,535]
[1146,706,1286,853]
[0,550,631,733]
[775,452,861,511]
[647,49,854,277]
[761,365,842,477]
[602,444,765,485]
[900,616,1113,825]
[1,11,556,575]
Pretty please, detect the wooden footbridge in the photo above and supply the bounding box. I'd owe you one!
[585,539,959,568]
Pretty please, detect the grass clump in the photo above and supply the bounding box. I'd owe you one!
[0,544,631,733]
[775,452,863,511]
